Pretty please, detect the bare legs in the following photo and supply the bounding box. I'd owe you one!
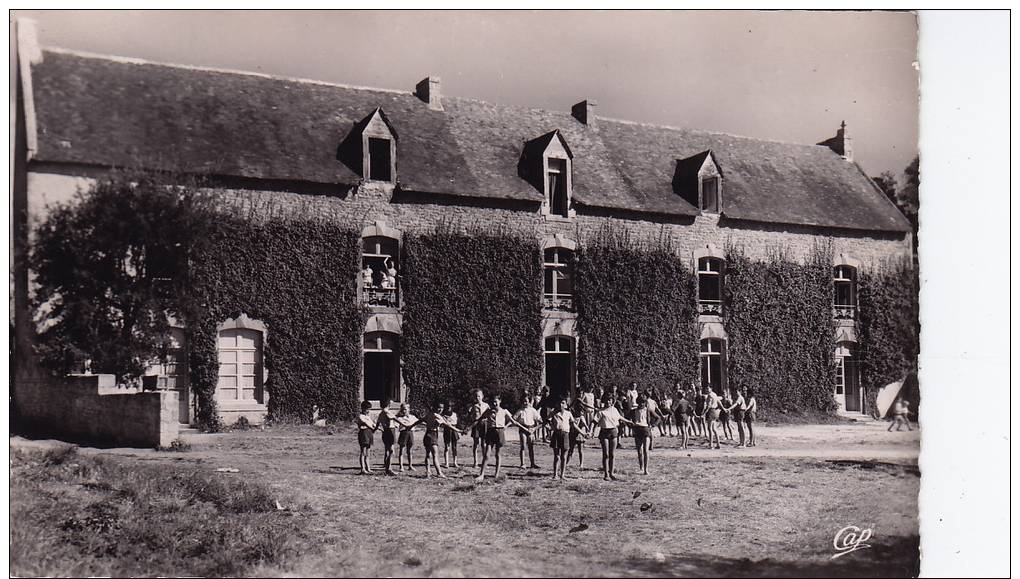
[359,446,372,474]
[746,421,755,447]
[398,442,416,471]
[736,420,746,447]
[706,419,720,449]
[423,443,445,478]
[443,440,459,468]
[600,438,618,480]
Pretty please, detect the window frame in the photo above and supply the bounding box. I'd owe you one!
[700,176,720,213]
[367,137,393,182]
[833,264,858,308]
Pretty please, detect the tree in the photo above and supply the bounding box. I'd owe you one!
[872,171,899,209]
[29,169,217,381]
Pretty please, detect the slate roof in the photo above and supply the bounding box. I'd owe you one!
[27,48,911,233]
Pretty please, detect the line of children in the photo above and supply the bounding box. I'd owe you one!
[356,383,762,479]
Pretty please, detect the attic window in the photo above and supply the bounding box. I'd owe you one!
[368,137,392,182]
[701,177,720,213]
[548,158,569,217]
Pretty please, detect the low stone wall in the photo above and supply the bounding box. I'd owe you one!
[13,373,180,448]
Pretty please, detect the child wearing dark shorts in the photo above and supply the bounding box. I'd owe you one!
[356,400,377,474]
[394,403,418,472]
[565,408,590,469]
[376,398,398,476]
[441,401,460,468]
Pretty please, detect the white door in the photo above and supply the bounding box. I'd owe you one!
[217,329,263,404]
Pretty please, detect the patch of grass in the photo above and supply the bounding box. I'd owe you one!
[10,446,308,577]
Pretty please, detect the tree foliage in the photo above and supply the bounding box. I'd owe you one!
[29,170,216,381]
[401,223,544,414]
[574,224,700,393]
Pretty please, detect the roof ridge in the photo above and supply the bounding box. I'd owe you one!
[41,46,824,151]
[597,116,827,150]
[40,46,412,96]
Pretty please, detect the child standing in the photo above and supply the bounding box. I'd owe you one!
[514,397,542,469]
[632,393,656,475]
[408,401,462,478]
[468,389,490,468]
[565,400,590,470]
[594,397,631,480]
[441,401,461,468]
[356,400,377,474]
[394,403,419,472]
[548,398,584,480]
[376,398,398,476]
[719,390,734,442]
[743,387,758,447]
[675,389,691,450]
[731,388,747,447]
[702,387,722,450]
[660,390,675,437]
[471,394,532,481]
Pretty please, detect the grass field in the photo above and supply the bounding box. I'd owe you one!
[10,421,920,577]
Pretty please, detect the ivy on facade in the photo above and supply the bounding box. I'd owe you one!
[724,243,837,418]
[187,215,363,430]
[400,224,544,414]
[574,224,700,393]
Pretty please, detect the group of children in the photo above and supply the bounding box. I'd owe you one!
[355,382,761,481]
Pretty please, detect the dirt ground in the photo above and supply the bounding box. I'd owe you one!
[11,420,920,577]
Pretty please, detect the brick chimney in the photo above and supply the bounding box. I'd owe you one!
[818,120,853,162]
[415,76,442,111]
[571,99,598,126]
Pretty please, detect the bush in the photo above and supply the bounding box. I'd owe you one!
[401,223,544,413]
[574,224,699,392]
[724,243,837,417]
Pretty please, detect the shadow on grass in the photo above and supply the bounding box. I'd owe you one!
[624,535,919,578]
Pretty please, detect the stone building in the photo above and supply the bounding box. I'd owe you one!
[11,22,912,425]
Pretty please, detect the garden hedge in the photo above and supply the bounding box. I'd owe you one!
[400,224,544,414]
[574,225,700,393]
[187,215,363,429]
[723,244,837,417]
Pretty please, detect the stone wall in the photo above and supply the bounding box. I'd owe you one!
[13,373,180,448]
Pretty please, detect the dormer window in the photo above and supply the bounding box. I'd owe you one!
[701,177,720,212]
[337,108,398,185]
[674,150,723,214]
[520,130,574,220]
[368,137,392,182]
[547,158,569,217]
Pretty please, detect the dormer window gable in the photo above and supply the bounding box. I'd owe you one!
[337,108,398,184]
[519,130,575,219]
[673,150,723,214]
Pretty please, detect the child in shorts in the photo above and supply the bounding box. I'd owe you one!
[594,396,631,480]
[514,397,542,469]
[468,388,490,468]
[394,403,418,472]
[469,394,531,481]
[565,399,591,470]
[376,398,398,476]
[407,401,462,478]
[441,401,461,468]
[743,387,758,447]
[356,400,377,474]
[719,390,734,442]
[548,398,584,480]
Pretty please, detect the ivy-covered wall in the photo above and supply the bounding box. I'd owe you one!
[574,225,700,393]
[400,225,544,413]
[723,244,837,418]
[858,259,920,416]
[187,216,363,429]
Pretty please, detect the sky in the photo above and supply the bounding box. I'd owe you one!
[13,10,920,178]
